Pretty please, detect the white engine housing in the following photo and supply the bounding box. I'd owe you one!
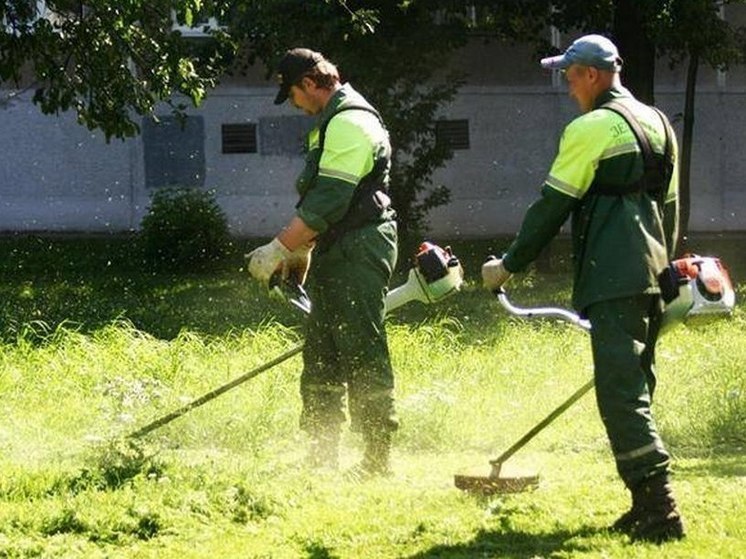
[661,255,735,333]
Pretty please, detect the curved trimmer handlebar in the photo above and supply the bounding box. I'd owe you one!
[494,288,591,331]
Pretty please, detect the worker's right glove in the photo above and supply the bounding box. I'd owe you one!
[245,238,291,284]
[281,242,313,286]
[482,256,512,291]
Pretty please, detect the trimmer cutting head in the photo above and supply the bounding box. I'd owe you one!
[454,462,539,495]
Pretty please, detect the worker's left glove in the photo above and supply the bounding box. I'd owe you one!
[482,256,512,291]
[245,238,291,283]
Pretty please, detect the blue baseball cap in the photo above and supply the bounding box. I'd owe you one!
[540,34,623,72]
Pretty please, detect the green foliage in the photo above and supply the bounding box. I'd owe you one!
[0,0,384,140]
[457,1,744,52]
[0,235,299,341]
[140,186,231,271]
[71,438,166,491]
[0,0,235,140]
[454,1,746,82]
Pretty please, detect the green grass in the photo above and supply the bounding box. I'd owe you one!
[0,234,744,558]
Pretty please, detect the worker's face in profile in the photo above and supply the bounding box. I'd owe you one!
[289,78,323,115]
[564,64,596,113]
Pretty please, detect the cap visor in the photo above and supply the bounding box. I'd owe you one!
[540,55,569,70]
[274,86,289,105]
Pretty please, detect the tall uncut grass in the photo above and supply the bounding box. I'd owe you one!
[0,235,744,558]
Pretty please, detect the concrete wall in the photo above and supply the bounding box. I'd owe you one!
[0,101,138,231]
[2,25,746,238]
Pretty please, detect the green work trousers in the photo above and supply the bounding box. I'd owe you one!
[300,220,398,441]
[585,294,671,490]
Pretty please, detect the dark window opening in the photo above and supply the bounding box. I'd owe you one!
[222,123,258,154]
[436,119,470,150]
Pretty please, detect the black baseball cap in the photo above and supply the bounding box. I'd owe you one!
[274,48,325,105]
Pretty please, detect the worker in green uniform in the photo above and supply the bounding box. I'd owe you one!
[482,35,684,543]
[246,48,398,477]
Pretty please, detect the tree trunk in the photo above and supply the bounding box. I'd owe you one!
[612,0,656,104]
[679,51,699,252]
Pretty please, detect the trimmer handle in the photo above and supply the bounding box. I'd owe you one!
[492,288,590,331]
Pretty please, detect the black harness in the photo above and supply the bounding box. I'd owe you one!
[589,100,675,201]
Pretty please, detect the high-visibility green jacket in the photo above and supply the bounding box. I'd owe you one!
[295,84,393,242]
[503,86,680,312]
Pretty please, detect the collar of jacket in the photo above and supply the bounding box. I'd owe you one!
[592,85,634,110]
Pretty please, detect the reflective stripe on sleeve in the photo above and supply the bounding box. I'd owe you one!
[600,142,638,160]
[545,175,583,199]
[318,166,360,185]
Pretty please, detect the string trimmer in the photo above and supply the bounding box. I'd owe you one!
[453,288,592,495]
[128,242,463,439]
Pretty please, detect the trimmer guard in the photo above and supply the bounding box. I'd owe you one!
[454,471,540,495]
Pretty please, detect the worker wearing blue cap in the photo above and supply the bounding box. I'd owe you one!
[483,34,684,543]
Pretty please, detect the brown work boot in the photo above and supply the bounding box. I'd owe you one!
[627,475,685,543]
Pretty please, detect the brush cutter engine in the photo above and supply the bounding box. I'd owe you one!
[659,255,735,332]
[384,242,464,313]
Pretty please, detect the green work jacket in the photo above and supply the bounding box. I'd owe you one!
[295,84,392,237]
[503,86,680,312]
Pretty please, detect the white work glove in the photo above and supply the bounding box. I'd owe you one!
[281,243,313,286]
[245,238,290,284]
[482,256,512,291]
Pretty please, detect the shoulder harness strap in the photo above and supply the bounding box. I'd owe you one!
[591,100,674,199]
[318,105,383,152]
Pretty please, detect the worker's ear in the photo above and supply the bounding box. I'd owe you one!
[298,76,316,93]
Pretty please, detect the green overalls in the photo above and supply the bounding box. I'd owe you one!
[295,84,399,444]
[503,86,680,490]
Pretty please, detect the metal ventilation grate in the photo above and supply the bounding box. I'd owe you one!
[222,123,258,154]
[435,119,470,150]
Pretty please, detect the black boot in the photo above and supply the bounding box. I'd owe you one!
[626,475,685,543]
[345,431,392,481]
[610,491,642,534]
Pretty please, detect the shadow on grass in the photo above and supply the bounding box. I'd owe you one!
[0,234,572,342]
[0,234,304,341]
[304,541,341,559]
[1,233,744,343]
[675,451,746,478]
[404,525,604,559]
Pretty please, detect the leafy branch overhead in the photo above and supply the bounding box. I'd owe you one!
[0,0,388,141]
[1,0,234,140]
